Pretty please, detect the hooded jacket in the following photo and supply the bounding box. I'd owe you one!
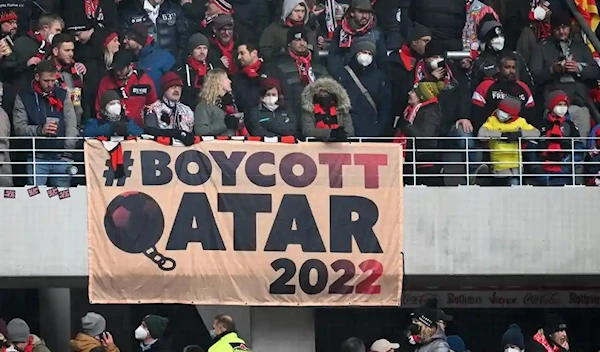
[414,328,451,352]
[300,77,354,140]
[259,0,319,61]
[70,333,120,352]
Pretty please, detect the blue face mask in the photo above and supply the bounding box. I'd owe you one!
[209,329,217,339]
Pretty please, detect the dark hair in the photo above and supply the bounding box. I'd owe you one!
[341,337,366,352]
[214,314,236,332]
[35,60,58,74]
[51,33,75,50]
[238,42,259,56]
[500,54,517,66]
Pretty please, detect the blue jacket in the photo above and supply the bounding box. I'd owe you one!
[327,27,387,74]
[336,60,393,137]
[83,116,144,137]
[136,42,176,92]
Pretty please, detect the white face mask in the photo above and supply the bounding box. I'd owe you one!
[356,53,373,67]
[533,6,547,21]
[553,105,569,117]
[262,96,278,106]
[106,102,122,116]
[135,326,148,340]
[430,58,444,70]
[490,36,505,51]
[505,348,521,352]
[496,109,511,122]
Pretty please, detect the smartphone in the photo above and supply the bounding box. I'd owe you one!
[438,59,446,69]
[46,117,60,126]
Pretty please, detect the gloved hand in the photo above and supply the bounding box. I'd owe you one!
[113,119,128,136]
[501,131,522,142]
[177,130,195,146]
[224,114,240,130]
[329,127,348,141]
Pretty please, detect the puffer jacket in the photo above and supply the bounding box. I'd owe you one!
[409,0,465,52]
[119,0,189,60]
[248,102,299,137]
[70,333,120,352]
[413,329,451,352]
[300,77,354,141]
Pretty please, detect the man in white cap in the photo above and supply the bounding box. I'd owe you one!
[370,339,400,352]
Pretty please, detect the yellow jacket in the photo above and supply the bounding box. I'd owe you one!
[208,332,249,352]
[478,115,539,171]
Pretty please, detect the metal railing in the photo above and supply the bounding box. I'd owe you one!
[0,136,599,187]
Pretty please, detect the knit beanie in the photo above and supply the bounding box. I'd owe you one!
[188,33,210,55]
[478,20,503,42]
[261,77,282,95]
[543,314,567,335]
[143,315,168,338]
[161,72,184,94]
[413,81,440,102]
[501,324,525,350]
[100,90,121,110]
[497,96,522,117]
[351,36,376,55]
[408,23,432,43]
[447,336,466,352]
[127,23,149,46]
[552,10,571,28]
[287,25,308,44]
[209,0,234,14]
[81,312,106,337]
[546,90,570,111]
[7,319,30,343]
[351,0,372,11]
[424,39,445,58]
[213,14,234,30]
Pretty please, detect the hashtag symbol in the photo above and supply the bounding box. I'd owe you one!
[103,151,134,186]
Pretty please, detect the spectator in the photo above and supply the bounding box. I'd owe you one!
[135,315,171,352]
[50,33,85,127]
[58,0,119,31]
[0,83,12,187]
[84,90,143,138]
[409,0,465,52]
[447,336,466,352]
[527,90,584,185]
[501,324,525,352]
[3,14,64,87]
[300,77,353,141]
[410,307,451,352]
[478,96,540,185]
[259,0,317,62]
[194,69,247,136]
[370,339,400,352]
[247,77,298,137]
[341,338,365,352]
[13,60,78,188]
[337,36,392,137]
[119,0,189,60]
[471,17,533,90]
[270,26,328,117]
[388,24,432,117]
[516,1,552,63]
[177,33,223,107]
[530,10,599,139]
[189,0,235,38]
[208,315,248,352]
[124,23,176,91]
[327,0,386,74]
[6,318,50,352]
[394,82,443,185]
[234,41,270,114]
[70,313,120,352]
[144,72,195,145]
[81,28,121,120]
[209,15,239,75]
[529,314,569,352]
[95,49,158,127]
[463,0,499,56]
[472,53,535,130]
[0,8,18,39]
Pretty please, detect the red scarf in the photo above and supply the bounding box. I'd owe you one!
[288,49,314,85]
[242,59,262,78]
[23,336,34,352]
[528,3,552,40]
[414,60,454,87]
[27,30,48,60]
[399,44,416,71]
[542,113,567,172]
[217,98,249,136]
[33,80,64,111]
[285,18,304,27]
[85,0,99,18]
[215,39,237,74]
[54,60,83,89]
[533,331,561,352]
[314,103,339,129]
[339,14,376,48]
[187,57,207,89]
[394,98,439,156]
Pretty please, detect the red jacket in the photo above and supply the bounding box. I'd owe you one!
[95,70,157,127]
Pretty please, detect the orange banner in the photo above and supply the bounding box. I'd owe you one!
[85,140,404,306]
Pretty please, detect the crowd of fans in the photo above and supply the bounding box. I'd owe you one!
[0,0,599,187]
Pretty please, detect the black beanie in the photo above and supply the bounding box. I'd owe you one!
[544,314,567,335]
[501,324,525,350]
[144,315,168,338]
[425,39,445,58]
[100,90,121,110]
[552,10,571,28]
[287,26,308,44]
[408,23,432,43]
[127,23,149,46]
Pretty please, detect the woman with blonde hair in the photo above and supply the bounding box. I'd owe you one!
[194,69,248,136]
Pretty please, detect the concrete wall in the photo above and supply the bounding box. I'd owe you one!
[2,187,599,278]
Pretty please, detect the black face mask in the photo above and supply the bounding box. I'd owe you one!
[409,323,421,335]
[314,94,336,108]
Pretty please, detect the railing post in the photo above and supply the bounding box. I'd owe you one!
[518,137,523,186]
[571,138,576,185]
[465,136,470,183]
[32,137,37,186]
[412,137,417,185]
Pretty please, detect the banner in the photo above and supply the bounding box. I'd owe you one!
[85,140,404,306]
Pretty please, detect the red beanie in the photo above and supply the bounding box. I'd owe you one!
[546,90,570,111]
[161,72,183,95]
[260,77,282,96]
[498,96,522,117]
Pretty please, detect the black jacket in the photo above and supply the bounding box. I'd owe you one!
[248,103,299,137]
[409,0,465,51]
[232,61,271,115]
[399,101,443,164]
[471,49,533,90]
[119,0,190,61]
[176,56,224,108]
[388,45,421,117]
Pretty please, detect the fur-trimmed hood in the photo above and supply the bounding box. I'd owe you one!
[300,77,351,114]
